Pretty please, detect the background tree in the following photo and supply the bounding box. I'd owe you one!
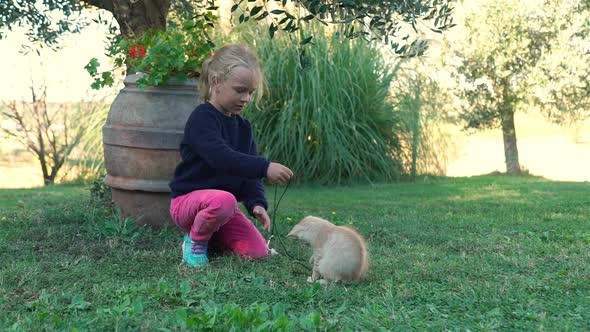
[1,84,96,185]
[455,0,589,174]
[530,1,590,142]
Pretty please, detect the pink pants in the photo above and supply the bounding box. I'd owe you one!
[170,189,268,259]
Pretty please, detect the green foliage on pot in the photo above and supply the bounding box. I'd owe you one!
[85,13,215,89]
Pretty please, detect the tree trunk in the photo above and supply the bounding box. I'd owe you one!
[501,108,521,175]
[83,0,171,38]
[38,156,55,186]
[44,175,55,186]
[410,80,421,181]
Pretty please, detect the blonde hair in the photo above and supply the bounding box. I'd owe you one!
[200,44,264,102]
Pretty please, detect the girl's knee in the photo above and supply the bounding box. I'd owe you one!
[208,191,238,219]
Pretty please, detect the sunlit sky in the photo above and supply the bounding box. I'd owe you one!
[0,9,119,103]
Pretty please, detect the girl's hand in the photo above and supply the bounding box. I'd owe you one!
[267,162,293,184]
[253,206,271,232]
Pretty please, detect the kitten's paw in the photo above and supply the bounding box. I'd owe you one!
[307,276,314,283]
[318,279,328,286]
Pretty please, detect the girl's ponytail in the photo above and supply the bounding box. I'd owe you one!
[200,54,215,101]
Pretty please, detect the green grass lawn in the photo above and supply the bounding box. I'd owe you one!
[1,175,589,330]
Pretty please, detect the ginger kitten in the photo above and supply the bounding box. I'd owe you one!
[287,216,369,283]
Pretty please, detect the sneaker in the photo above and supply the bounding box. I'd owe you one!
[182,234,209,267]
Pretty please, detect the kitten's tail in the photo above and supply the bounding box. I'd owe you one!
[342,226,369,281]
[356,235,369,280]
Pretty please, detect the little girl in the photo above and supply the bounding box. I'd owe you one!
[169,44,293,267]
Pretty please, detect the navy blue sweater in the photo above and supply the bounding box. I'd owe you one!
[169,102,270,216]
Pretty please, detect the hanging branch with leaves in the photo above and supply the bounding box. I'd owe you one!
[2,0,455,90]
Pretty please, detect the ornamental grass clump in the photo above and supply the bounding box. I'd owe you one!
[244,26,403,184]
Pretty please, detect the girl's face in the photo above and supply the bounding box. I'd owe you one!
[209,66,258,116]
